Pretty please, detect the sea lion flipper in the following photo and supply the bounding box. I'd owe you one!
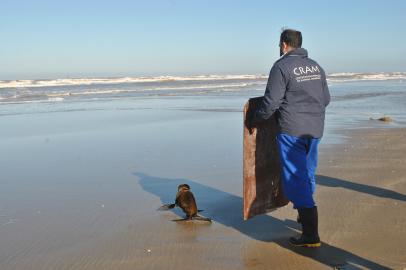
[171,218,192,222]
[157,204,176,211]
[193,215,212,222]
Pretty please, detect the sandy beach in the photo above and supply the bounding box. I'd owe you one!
[0,99,405,270]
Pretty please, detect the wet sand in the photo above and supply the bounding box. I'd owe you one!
[316,127,406,269]
[0,106,405,270]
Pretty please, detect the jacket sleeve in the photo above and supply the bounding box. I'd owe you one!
[321,68,330,107]
[254,64,287,122]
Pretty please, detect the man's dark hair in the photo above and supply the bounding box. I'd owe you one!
[280,29,302,48]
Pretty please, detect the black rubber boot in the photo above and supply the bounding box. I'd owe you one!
[290,206,321,248]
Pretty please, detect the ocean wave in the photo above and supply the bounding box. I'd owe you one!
[1,72,405,89]
[0,72,406,93]
[42,83,259,97]
[0,74,268,89]
[0,81,264,104]
[47,97,65,102]
[327,72,406,82]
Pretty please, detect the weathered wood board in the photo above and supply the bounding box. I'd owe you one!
[243,97,289,220]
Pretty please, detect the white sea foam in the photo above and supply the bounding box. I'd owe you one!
[38,82,260,98]
[1,72,405,104]
[0,75,267,89]
[47,97,65,102]
[1,72,405,89]
[0,81,264,104]
[144,82,260,91]
[327,72,406,82]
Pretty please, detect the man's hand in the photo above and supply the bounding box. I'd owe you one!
[245,110,258,135]
[245,117,255,134]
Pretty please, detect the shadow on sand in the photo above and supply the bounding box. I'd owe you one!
[135,172,392,269]
[318,175,406,202]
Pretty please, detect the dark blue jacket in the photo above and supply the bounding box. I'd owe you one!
[254,48,330,138]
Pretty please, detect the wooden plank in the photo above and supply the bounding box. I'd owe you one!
[243,97,289,220]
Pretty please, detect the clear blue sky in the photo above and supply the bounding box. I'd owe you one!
[1,0,406,79]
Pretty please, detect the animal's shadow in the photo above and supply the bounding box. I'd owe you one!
[135,172,391,270]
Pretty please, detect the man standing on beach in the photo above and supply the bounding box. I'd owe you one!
[247,29,330,247]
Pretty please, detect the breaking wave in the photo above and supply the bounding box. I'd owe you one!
[0,74,267,89]
[327,72,406,82]
[1,72,405,89]
[1,72,405,104]
[0,80,265,104]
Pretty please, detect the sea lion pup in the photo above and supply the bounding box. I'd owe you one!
[158,184,211,222]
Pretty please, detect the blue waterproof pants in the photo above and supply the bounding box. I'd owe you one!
[276,133,320,209]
